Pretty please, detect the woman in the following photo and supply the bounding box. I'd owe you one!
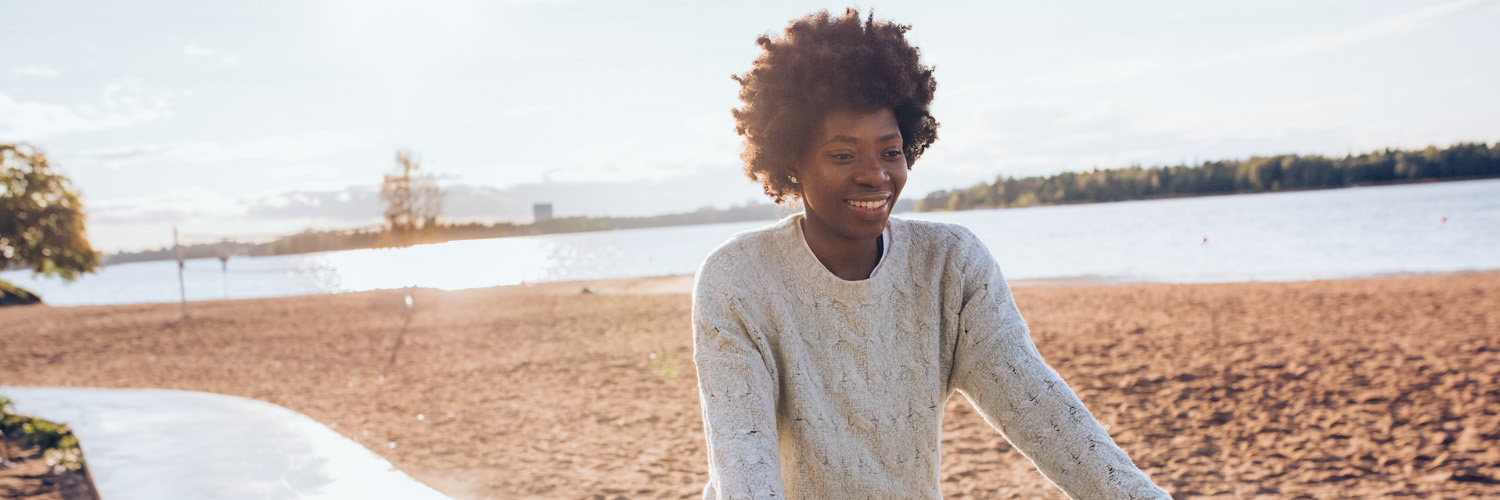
[692,9,1170,500]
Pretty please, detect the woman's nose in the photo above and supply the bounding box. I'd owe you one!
[853,157,890,185]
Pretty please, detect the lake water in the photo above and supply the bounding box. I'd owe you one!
[6,179,1499,307]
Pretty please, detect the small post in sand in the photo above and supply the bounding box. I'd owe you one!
[175,226,189,319]
[382,287,417,376]
[217,243,233,300]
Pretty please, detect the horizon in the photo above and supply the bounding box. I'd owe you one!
[97,140,1497,257]
[4,0,1499,252]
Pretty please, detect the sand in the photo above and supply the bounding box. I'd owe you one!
[1,272,1497,499]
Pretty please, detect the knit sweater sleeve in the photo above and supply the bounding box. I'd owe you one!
[692,272,786,500]
[947,231,1169,499]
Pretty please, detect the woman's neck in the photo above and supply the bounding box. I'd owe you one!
[800,218,882,281]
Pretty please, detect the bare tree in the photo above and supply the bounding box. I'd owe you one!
[379,150,444,247]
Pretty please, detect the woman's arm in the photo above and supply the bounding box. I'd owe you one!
[693,285,786,500]
[949,234,1169,499]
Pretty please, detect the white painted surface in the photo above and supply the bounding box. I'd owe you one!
[0,386,454,500]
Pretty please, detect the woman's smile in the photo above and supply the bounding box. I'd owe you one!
[843,194,891,218]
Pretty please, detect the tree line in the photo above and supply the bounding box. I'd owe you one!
[915,142,1500,212]
[100,202,798,265]
[101,147,811,265]
[100,229,383,265]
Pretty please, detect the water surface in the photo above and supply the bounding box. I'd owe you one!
[6,179,1497,306]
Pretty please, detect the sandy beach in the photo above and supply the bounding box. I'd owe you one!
[1,272,1497,499]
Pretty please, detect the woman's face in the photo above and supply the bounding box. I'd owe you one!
[791,108,908,243]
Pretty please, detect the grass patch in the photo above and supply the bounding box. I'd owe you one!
[1,396,84,473]
[0,280,42,306]
[649,351,680,379]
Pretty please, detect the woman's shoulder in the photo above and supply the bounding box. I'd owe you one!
[891,216,978,241]
[891,217,989,257]
[702,215,797,264]
[695,215,799,290]
[887,217,1000,287]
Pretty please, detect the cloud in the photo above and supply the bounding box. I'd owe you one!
[9,65,60,79]
[215,130,374,162]
[231,182,598,224]
[85,186,387,231]
[243,186,384,222]
[61,129,375,170]
[1032,0,1487,87]
[1037,131,1115,149]
[0,79,172,141]
[1202,0,1489,65]
[90,206,197,225]
[1125,94,1380,143]
[68,143,173,165]
[183,45,215,57]
[85,186,242,227]
[502,103,554,119]
[1022,58,1172,87]
[183,43,241,66]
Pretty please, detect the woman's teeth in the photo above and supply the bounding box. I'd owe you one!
[846,199,885,209]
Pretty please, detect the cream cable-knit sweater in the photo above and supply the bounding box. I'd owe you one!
[692,215,1169,500]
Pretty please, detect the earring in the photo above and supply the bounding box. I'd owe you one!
[789,176,798,184]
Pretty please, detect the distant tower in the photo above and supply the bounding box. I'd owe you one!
[533,203,553,223]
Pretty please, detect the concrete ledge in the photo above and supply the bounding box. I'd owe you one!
[0,386,453,500]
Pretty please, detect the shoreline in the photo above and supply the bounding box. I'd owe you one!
[84,176,1500,261]
[3,272,1497,498]
[13,267,1500,308]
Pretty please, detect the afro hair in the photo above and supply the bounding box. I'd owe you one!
[732,8,939,205]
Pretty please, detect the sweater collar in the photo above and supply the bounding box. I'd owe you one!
[779,213,905,304]
[794,217,893,279]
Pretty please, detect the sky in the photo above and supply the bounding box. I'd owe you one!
[3,0,1498,252]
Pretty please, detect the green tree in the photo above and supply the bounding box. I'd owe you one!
[378,150,445,247]
[945,190,966,211]
[911,141,1499,214]
[0,143,99,281]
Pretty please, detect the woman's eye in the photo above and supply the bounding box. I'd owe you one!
[883,150,904,159]
[830,153,855,161]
